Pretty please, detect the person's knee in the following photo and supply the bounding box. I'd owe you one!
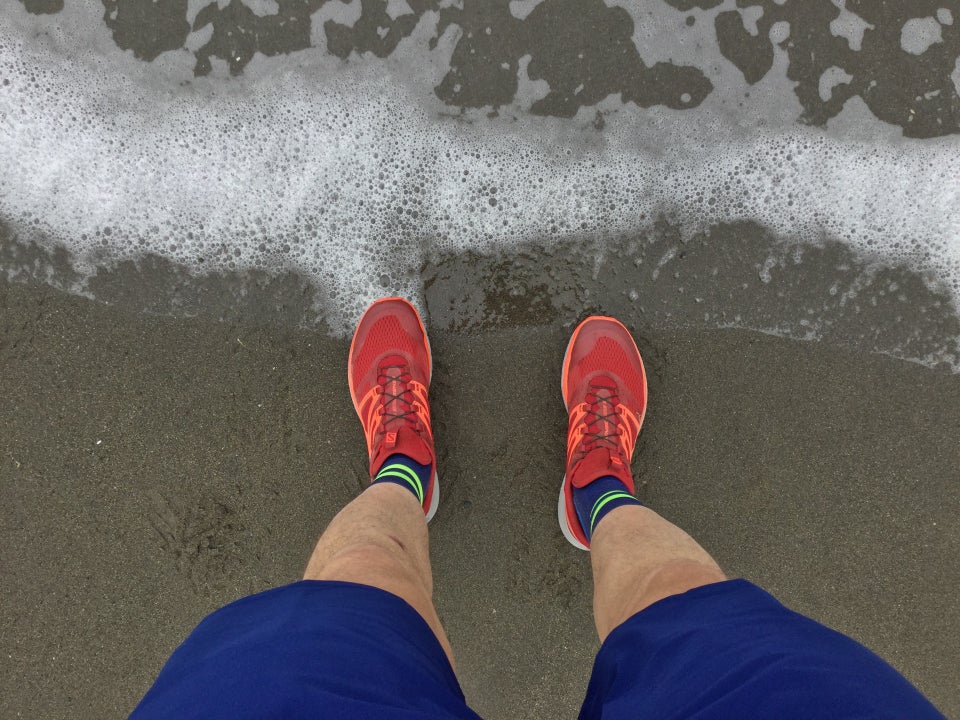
[599,558,726,638]
[631,559,726,613]
[305,537,432,597]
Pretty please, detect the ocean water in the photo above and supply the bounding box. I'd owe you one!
[1,0,959,368]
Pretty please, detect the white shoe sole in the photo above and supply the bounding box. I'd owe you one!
[426,470,440,523]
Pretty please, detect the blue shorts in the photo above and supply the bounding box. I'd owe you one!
[131,579,943,719]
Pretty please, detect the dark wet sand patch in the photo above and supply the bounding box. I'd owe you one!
[1,276,958,719]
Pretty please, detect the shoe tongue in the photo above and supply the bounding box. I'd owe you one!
[382,354,408,367]
[589,376,618,405]
[571,447,631,489]
[592,374,617,387]
[380,354,411,417]
[585,377,619,446]
[373,425,433,467]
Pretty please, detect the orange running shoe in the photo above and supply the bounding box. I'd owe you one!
[559,316,647,550]
[348,297,439,521]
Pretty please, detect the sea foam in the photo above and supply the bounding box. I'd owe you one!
[0,2,958,335]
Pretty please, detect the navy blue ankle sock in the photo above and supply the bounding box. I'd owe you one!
[372,454,432,507]
[573,475,642,540]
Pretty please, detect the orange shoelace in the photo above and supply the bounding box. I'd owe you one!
[566,383,640,469]
[357,363,432,458]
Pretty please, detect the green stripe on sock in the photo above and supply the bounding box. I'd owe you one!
[376,464,424,504]
[590,491,635,532]
[375,471,423,504]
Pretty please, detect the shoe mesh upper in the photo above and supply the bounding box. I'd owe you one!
[353,315,421,382]
[568,336,645,409]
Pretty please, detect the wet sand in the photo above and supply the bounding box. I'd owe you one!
[1,275,957,719]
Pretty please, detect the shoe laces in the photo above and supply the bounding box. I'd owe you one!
[567,382,639,468]
[360,362,431,456]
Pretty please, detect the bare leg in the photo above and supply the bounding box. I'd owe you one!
[303,482,455,664]
[590,505,727,642]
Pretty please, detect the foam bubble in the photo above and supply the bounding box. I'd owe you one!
[0,3,958,339]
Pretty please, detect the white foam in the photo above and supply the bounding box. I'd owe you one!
[508,0,542,22]
[900,17,943,55]
[769,21,790,44]
[0,2,959,336]
[829,0,873,52]
[819,65,853,101]
[740,5,764,37]
[244,0,281,17]
[381,0,410,21]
